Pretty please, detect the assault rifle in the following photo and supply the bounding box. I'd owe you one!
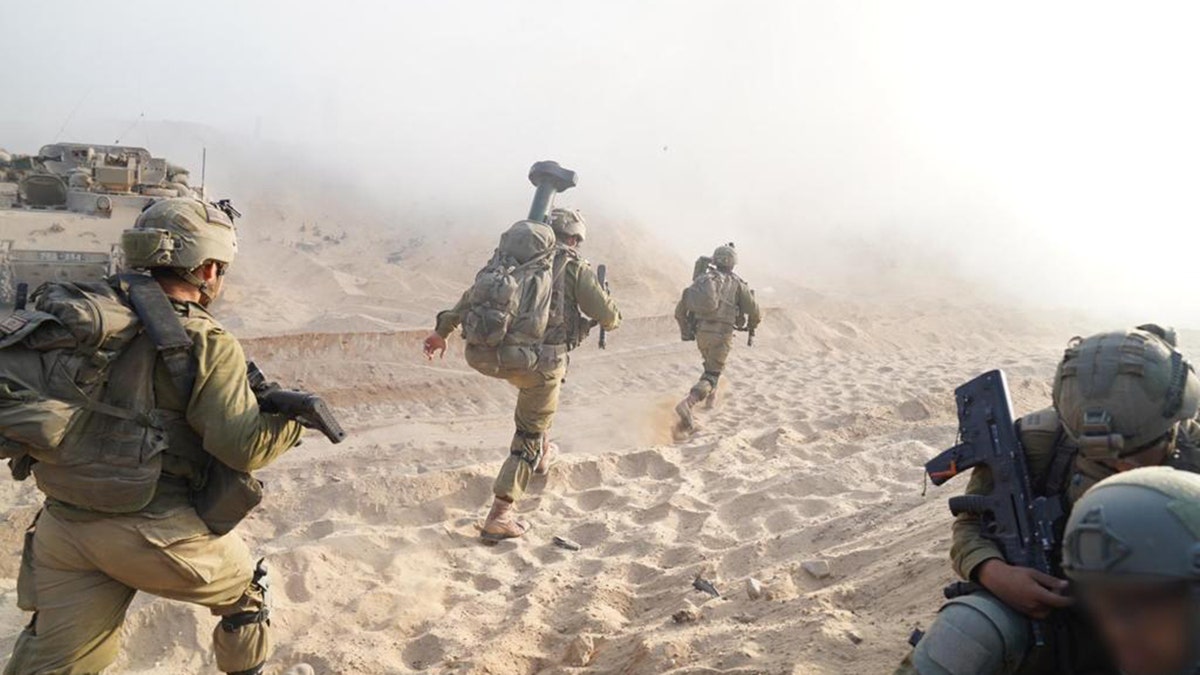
[596,264,610,349]
[247,362,347,444]
[924,369,1064,646]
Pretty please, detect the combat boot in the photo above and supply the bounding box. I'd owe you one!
[535,439,559,475]
[704,387,719,410]
[481,497,530,543]
[675,393,700,430]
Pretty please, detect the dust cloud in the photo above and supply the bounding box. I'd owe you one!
[2,1,1199,325]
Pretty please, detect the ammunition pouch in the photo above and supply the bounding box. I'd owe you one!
[192,460,263,535]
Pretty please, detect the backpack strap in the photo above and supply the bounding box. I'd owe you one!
[119,275,196,396]
[545,247,575,346]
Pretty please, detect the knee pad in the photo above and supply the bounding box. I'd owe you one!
[221,560,271,633]
[510,430,544,468]
[912,592,1029,675]
[215,560,271,674]
[702,370,721,386]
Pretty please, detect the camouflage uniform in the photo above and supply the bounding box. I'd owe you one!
[4,199,303,675]
[901,327,1200,675]
[434,245,620,503]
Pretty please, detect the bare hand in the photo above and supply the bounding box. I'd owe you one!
[977,559,1074,619]
[423,332,447,360]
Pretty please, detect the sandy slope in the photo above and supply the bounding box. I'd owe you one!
[0,297,1092,674]
[0,186,1137,673]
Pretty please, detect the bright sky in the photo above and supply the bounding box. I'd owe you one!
[2,1,1198,324]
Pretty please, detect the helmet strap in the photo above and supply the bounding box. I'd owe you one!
[175,267,215,306]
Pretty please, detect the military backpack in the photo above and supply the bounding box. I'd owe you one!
[462,220,561,350]
[0,275,192,513]
[683,264,741,326]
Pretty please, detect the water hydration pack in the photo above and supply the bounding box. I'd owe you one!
[0,276,192,513]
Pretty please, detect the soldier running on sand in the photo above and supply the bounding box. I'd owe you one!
[674,243,760,433]
[424,208,620,543]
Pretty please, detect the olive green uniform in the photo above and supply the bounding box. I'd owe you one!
[5,301,303,675]
[435,251,619,502]
[898,410,1200,675]
[674,273,760,401]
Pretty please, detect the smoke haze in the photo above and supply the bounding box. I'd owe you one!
[2,1,1198,324]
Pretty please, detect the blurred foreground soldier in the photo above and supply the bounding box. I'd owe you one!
[1061,467,1200,675]
[1,198,305,675]
[673,243,760,432]
[898,325,1200,675]
[423,207,620,543]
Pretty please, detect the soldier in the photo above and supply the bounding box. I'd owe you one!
[4,198,305,675]
[423,208,620,543]
[899,325,1200,674]
[673,243,760,431]
[1061,467,1200,675]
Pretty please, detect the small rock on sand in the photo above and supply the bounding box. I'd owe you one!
[672,601,702,624]
[563,634,596,666]
[746,577,764,600]
[801,560,831,579]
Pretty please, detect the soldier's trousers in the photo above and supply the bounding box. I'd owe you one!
[690,330,734,401]
[492,362,567,502]
[4,507,270,675]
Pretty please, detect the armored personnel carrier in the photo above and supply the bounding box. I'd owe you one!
[0,142,201,305]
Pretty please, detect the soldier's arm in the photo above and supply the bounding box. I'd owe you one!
[575,264,621,331]
[186,327,304,473]
[739,282,762,331]
[434,290,471,338]
[949,465,1004,580]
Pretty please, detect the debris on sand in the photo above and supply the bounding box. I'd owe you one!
[563,634,596,666]
[692,576,720,598]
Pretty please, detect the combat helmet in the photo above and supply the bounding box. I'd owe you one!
[1052,327,1200,460]
[1062,467,1200,672]
[713,243,737,270]
[548,208,586,242]
[122,198,238,293]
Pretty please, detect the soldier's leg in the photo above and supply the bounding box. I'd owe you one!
[678,332,733,429]
[4,510,136,675]
[494,363,566,502]
[69,509,271,674]
[906,592,1031,675]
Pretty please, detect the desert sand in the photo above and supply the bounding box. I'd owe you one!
[0,190,1156,674]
